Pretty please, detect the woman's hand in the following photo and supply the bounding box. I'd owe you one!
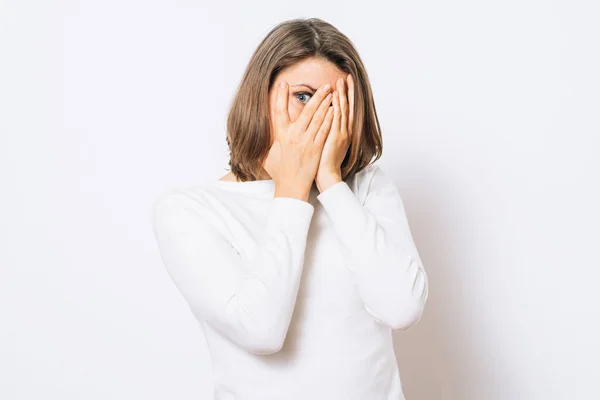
[264,80,335,201]
[315,74,354,193]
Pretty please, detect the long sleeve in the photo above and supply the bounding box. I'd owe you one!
[316,164,428,330]
[151,190,315,355]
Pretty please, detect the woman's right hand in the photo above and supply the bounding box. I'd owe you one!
[263,80,334,201]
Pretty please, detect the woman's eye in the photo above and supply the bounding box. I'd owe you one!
[295,92,313,105]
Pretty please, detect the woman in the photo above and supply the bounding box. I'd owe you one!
[152,17,428,400]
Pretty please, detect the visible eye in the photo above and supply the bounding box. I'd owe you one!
[294,91,313,105]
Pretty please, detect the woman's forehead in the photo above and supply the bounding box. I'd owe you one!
[279,58,346,88]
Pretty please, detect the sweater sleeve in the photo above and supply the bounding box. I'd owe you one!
[151,190,315,355]
[316,164,428,330]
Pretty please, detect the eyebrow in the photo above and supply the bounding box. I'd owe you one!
[292,84,317,92]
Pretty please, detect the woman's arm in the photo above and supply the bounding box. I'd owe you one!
[151,190,314,354]
[316,164,429,330]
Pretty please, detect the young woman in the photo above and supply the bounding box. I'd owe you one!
[152,17,428,400]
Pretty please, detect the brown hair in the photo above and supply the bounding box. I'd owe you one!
[225,17,383,182]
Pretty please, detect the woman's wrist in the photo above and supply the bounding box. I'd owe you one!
[315,173,343,194]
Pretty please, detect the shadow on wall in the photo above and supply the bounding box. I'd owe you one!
[390,162,512,400]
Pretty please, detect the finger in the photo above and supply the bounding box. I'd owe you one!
[332,90,341,135]
[274,80,290,131]
[337,78,348,136]
[347,74,355,135]
[295,83,332,132]
[305,92,333,140]
[314,106,334,146]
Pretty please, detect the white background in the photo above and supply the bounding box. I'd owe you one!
[1,1,599,399]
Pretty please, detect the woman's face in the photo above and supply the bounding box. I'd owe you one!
[269,57,347,140]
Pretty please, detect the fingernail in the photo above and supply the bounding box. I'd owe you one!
[323,83,331,91]
[280,81,285,89]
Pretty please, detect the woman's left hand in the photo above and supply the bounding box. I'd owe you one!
[315,73,355,193]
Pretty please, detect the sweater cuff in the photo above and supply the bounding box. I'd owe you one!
[265,196,315,233]
[316,181,365,230]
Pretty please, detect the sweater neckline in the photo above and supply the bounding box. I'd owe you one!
[210,178,276,194]
[210,178,321,197]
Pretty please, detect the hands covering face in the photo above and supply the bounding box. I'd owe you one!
[266,73,355,195]
[315,73,354,192]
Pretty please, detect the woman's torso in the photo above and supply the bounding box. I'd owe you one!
[173,172,405,400]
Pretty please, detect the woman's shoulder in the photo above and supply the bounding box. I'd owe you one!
[151,182,231,235]
[347,162,390,203]
[152,183,212,213]
[152,174,241,209]
[356,162,382,180]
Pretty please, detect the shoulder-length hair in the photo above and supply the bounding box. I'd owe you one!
[226,17,383,182]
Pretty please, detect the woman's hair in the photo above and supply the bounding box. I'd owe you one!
[226,17,383,182]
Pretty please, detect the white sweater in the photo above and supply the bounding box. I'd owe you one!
[151,163,428,400]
